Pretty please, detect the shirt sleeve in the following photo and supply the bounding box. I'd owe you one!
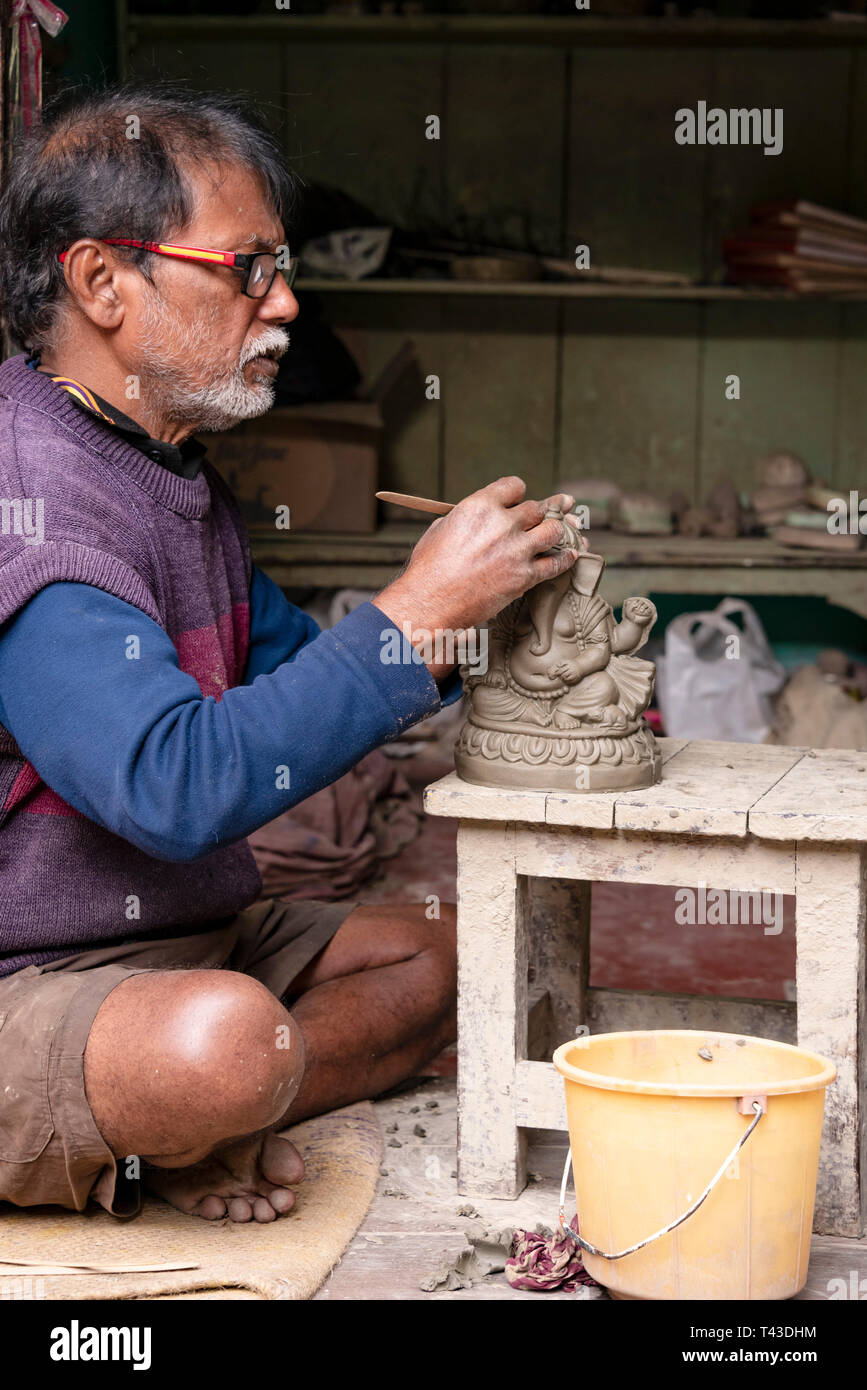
[0,580,446,863]
[243,564,320,682]
[244,564,464,702]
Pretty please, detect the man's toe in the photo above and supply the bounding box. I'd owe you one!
[262,1132,305,1186]
[196,1195,228,1220]
[227,1197,253,1222]
[263,1185,295,1214]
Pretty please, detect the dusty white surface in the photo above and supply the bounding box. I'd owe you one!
[750,747,867,841]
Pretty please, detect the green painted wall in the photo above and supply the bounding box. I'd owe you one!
[123,17,867,503]
[47,0,118,94]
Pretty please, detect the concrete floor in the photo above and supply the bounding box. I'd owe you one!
[313,1073,867,1302]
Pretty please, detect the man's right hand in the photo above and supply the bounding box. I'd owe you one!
[372,476,580,652]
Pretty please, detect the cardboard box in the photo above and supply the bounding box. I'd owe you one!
[206,401,380,534]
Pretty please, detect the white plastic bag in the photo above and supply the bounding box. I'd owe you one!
[655,598,786,743]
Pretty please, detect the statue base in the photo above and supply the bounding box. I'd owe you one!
[454,720,661,794]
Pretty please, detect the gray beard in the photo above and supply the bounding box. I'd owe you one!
[135,293,288,433]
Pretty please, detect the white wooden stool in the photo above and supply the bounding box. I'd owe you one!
[424,738,867,1238]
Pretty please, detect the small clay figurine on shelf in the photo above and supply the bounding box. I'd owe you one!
[455,505,661,794]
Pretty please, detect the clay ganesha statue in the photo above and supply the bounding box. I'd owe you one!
[455,512,662,793]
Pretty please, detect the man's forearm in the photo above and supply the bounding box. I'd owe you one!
[0,583,446,862]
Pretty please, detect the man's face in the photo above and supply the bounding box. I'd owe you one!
[125,161,299,432]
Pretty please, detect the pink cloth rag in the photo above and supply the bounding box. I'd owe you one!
[506,1217,600,1293]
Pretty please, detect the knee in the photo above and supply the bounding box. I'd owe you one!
[409,903,457,1041]
[406,901,457,1008]
[431,901,457,973]
[426,899,456,945]
[162,969,303,1128]
[85,970,303,1163]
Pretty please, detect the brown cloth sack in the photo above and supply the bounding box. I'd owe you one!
[767,664,867,750]
[248,750,421,901]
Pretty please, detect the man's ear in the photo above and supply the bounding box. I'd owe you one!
[60,240,128,330]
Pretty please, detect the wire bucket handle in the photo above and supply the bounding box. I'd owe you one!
[559,1096,766,1262]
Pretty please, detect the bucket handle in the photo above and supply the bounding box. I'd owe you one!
[559,1098,764,1261]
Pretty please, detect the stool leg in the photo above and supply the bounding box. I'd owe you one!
[796,843,866,1237]
[529,877,592,1049]
[456,820,528,1198]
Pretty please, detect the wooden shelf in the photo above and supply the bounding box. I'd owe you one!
[296,277,867,302]
[252,525,867,620]
[252,524,867,570]
[127,14,867,49]
[580,532,867,570]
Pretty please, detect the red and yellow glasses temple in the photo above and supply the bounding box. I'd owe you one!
[56,238,296,298]
[58,239,244,267]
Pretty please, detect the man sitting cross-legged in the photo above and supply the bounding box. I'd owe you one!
[0,85,581,1223]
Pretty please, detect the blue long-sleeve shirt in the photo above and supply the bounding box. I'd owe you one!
[0,569,459,863]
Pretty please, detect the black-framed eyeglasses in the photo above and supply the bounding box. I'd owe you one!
[58,238,298,298]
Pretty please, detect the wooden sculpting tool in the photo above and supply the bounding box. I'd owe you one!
[375,490,587,554]
[375,491,455,516]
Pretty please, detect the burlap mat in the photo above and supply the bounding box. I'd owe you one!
[0,1101,381,1301]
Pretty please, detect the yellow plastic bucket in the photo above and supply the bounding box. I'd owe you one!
[552,1029,836,1301]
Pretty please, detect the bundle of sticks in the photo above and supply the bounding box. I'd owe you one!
[724,200,867,293]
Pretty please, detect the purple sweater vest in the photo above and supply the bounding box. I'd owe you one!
[0,355,262,970]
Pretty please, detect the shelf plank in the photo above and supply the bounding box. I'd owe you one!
[250,528,867,618]
[128,16,867,49]
[295,277,867,302]
[251,525,867,569]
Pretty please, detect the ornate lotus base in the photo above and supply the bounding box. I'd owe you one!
[454,719,661,794]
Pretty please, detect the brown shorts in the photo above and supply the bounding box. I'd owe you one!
[0,896,357,1219]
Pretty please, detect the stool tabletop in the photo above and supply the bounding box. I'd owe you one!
[424,738,864,841]
[750,746,867,842]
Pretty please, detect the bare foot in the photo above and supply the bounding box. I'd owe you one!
[144,1131,305,1222]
